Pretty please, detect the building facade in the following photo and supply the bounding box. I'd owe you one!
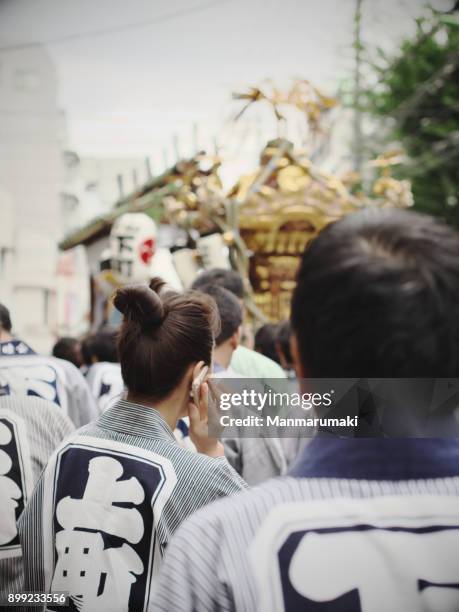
[0,44,62,353]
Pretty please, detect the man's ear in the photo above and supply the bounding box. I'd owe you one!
[291,333,307,379]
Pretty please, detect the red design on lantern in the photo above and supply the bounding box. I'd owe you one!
[138,238,155,265]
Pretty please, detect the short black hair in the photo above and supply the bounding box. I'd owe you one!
[254,324,280,364]
[81,328,119,365]
[276,321,293,365]
[0,303,12,332]
[195,284,242,345]
[191,268,244,299]
[52,337,81,368]
[291,209,459,378]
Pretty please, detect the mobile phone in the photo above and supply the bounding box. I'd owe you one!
[192,366,209,408]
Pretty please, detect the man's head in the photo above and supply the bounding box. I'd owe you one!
[191,268,254,346]
[191,268,244,300]
[291,209,459,379]
[254,324,280,364]
[81,328,119,365]
[276,321,294,370]
[194,284,242,369]
[52,337,83,368]
[0,303,12,341]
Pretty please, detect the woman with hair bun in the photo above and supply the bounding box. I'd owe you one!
[19,279,247,612]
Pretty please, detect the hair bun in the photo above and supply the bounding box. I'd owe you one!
[114,283,165,330]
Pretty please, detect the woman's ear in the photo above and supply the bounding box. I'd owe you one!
[191,361,206,384]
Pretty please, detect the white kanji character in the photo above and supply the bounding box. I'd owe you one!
[52,455,146,610]
[0,422,22,545]
[1,343,15,355]
[288,528,459,611]
[16,342,29,355]
[0,365,58,403]
[22,365,58,402]
[52,530,143,612]
[56,456,145,543]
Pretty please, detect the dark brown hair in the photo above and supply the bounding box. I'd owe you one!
[113,278,219,400]
[0,303,12,332]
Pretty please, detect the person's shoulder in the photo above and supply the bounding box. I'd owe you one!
[231,345,286,378]
[217,365,247,379]
[180,475,301,531]
[52,356,80,376]
[171,447,247,490]
[88,361,121,374]
[53,357,88,387]
[18,354,74,383]
[173,446,233,473]
[164,478,300,562]
[0,395,75,457]
[45,422,94,454]
[0,393,62,421]
[0,393,50,411]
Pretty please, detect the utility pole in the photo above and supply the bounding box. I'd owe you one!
[353,0,364,172]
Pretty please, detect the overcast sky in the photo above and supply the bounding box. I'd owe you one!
[0,0,452,181]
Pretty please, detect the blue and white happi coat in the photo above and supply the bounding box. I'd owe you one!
[153,437,459,612]
[18,399,247,612]
[0,395,74,599]
[0,340,98,427]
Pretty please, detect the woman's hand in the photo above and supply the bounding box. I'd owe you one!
[188,378,224,458]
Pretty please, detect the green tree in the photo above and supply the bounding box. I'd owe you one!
[363,11,459,226]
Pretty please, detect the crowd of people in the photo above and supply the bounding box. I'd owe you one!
[0,208,459,611]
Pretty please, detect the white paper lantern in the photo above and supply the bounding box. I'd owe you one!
[110,213,157,284]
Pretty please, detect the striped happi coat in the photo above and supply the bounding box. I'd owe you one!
[152,437,459,612]
[0,395,74,599]
[18,399,247,612]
